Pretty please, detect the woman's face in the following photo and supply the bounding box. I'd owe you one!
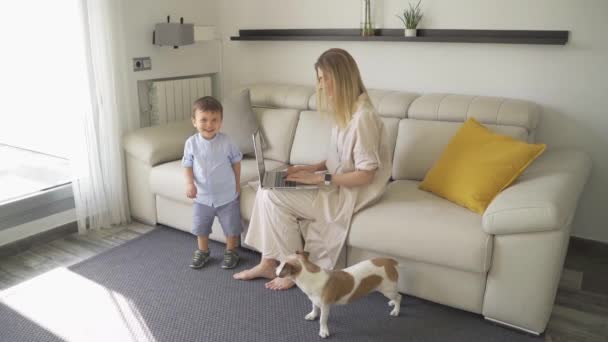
[317,67,334,97]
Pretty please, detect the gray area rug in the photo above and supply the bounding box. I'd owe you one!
[0,227,542,342]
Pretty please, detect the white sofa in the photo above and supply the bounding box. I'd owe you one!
[123,83,591,334]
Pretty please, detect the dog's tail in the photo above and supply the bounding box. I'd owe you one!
[380,258,400,282]
[380,258,399,268]
[388,259,399,277]
[371,258,400,283]
[372,258,399,266]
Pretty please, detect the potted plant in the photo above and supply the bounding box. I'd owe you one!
[397,0,423,37]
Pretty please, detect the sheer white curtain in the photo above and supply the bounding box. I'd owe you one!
[72,0,132,232]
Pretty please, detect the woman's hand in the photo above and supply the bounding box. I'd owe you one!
[286,165,314,175]
[286,161,327,175]
[286,171,323,185]
[186,183,197,198]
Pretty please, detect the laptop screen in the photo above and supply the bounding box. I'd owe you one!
[252,131,265,183]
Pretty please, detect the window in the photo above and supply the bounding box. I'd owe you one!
[0,1,89,226]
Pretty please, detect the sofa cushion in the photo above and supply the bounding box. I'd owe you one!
[382,117,400,163]
[239,182,257,222]
[419,118,546,214]
[289,111,332,165]
[348,180,493,273]
[392,119,529,181]
[220,88,258,154]
[252,108,300,163]
[289,112,400,167]
[149,158,285,204]
[123,119,195,166]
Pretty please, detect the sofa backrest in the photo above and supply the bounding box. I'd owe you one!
[296,88,418,165]
[245,83,540,182]
[242,84,314,163]
[393,94,540,181]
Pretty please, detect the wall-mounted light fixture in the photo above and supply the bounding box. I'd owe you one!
[153,16,194,48]
[153,16,217,48]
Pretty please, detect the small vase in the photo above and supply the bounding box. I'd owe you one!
[405,28,417,37]
[360,0,383,36]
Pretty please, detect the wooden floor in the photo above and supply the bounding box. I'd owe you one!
[0,223,607,341]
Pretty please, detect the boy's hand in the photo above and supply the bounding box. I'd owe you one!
[236,184,241,195]
[186,183,197,199]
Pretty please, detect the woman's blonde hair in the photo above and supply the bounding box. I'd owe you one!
[315,48,368,128]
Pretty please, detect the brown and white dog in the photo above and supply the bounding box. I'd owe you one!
[276,251,401,338]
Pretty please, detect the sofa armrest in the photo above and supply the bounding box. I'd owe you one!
[482,149,591,235]
[123,120,194,167]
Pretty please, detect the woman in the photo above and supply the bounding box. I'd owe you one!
[234,48,392,290]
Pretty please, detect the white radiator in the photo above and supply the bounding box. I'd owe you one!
[148,76,213,125]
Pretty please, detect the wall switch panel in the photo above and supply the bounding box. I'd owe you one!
[133,57,151,71]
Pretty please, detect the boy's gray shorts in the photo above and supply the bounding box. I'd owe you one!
[192,197,242,237]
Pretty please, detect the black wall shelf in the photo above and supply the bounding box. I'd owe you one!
[231,29,568,45]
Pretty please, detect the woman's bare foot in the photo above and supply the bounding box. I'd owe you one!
[265,277,295,291]
[233,259,277,280]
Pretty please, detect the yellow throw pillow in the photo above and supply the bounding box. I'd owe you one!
[419,118,546,214]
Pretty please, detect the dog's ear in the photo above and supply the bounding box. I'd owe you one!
[278,262,295,278]
[278,261,302,278]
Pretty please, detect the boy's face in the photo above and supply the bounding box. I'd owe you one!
[192,110,222,140]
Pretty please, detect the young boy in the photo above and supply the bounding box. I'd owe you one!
[182,96,243,269]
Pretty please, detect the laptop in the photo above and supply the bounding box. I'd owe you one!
[252,131,318,190]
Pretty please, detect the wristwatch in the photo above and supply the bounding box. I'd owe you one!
[324,173,332,186]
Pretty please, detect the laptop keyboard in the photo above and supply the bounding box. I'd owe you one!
[270,171,297,187]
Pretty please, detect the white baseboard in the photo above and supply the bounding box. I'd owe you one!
[0,209,76,247]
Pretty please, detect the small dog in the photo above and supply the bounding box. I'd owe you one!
[276,251,401,338]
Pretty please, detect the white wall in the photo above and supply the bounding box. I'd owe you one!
[218,0,608,242]
[121,0,220,129]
